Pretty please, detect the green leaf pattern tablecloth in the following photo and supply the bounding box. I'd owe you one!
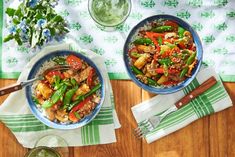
[1,0,235,81]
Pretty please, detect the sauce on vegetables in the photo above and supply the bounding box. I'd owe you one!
[32,55,101,124]
[128,19,197,87]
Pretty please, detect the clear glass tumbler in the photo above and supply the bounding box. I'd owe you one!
[88,0,132,31]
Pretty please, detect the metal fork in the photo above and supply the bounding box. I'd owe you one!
[134,105,178,138]
[0,65,70,96]
[134,76,217,138]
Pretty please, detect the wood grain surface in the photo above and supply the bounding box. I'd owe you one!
[0,80,234,157]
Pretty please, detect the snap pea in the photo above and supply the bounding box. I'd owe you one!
[180,52,196,78]
[180,67,189,78]
[178,27,185,38]
[152,26,173,33]
[186,52,196,65]
[131,66,158,86]
[42,85,68,108]
[163,64,169,76]
[62,86,78,109]
[32,96,39,104]
[133,38,153,45]
[52,57,66,65]
[130,51,142,58]
[70,78,78,87]
[157,37,163,45]
[68,83,101,111]
[158,58,172,66]
[131,66,143,75]
[63,80,72,86]
[147,78,158,86]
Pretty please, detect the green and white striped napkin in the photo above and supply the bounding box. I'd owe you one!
[132,67,232,144]
[0,41,121,148]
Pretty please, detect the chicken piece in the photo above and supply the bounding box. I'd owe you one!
[72,84,90,101]
[45,75,54,84]
[134,54,150,69]
[160,45,171,52]
[45,108,55,121]
[146,61,158,76]
[92,95,101,104]
[136,74,148,84]
[55,109,69,122]
[76,84,90,95]
[165,32,177,39]
[137,45,155,53]
[38,97,45,105]
[74,66,92,83]
[63,69,74,78]
[36,82,53,99]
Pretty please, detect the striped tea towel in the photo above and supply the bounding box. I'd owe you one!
[132,67,232,144]
[0,41,121,148]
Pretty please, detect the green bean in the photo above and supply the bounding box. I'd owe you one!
[133,38,153,45]
[152,26,173,33]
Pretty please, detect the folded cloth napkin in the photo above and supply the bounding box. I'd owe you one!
[0,41,121,148]
[132,67,232,144]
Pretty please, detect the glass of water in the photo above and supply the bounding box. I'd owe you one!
[24,135,70,157]
[88,0,132,30]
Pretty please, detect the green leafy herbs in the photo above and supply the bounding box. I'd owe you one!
[4,0,69,48]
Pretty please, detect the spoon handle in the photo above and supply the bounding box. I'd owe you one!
[0,83,22,96]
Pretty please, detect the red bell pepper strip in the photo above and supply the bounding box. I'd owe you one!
[178,42,186,49]
[68,96,92,122]
[146,32,165,38]
[146,32,165,46]
[46,71,65,79]
[156,68,178,74]
[162,80,179,86]
[66,55,82,70]
[171,47,180,53]
[87,68,95,86]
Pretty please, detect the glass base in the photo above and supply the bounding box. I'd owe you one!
[25,135,70,157]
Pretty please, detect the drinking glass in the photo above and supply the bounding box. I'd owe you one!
[24,135,70,157]
[88,0,132,31]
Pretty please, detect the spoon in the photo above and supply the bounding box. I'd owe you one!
[0,65,70,96]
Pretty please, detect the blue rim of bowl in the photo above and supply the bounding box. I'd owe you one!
[25,50,105,129]
[123,14,203,94]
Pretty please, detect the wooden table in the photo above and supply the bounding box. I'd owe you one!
[0,79,235,157]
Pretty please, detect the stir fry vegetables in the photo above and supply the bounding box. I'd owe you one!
[128,19,197,87]
[33,55,101,123]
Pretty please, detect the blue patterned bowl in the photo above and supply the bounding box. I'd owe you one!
[25,50,105,129]
[123,14,203,94]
